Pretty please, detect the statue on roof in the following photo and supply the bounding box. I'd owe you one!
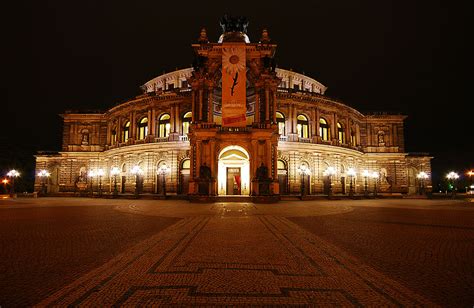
[219,14,249,34]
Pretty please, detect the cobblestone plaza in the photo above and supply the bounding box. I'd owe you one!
[1,198,473,306]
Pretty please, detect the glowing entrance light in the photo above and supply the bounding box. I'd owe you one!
[217,145,250,196]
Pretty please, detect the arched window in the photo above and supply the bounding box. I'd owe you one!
[181,159,190,169]
[319,118,329,141]
[350,129,356,146]
[296,114,309,138]
[111,128,117,144]
[158,114,171,137]
[182,112,192,135]
[122,121,130,142]
[137,117,148,140]
[337,122,345,144]
[276,111,285,135]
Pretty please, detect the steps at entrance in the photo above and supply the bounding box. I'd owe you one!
[214,196,251,202]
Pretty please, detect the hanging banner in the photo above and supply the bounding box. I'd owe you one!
[221,44,247,127]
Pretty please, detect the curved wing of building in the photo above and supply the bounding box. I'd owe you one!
[35,21,431,198]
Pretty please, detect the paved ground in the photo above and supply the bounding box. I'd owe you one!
[0,197,473,306]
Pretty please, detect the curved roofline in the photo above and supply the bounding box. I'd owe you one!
[142,67,327,95]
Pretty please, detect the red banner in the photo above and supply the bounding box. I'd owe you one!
[221,43,247,127]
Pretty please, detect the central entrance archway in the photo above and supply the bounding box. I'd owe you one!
[218,145,250,196]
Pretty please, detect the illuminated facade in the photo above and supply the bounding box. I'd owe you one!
[35,18,432,198]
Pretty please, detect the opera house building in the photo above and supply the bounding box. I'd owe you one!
[35,18,432,200]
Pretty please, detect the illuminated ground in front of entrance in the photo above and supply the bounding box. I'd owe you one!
[0,198,472,306]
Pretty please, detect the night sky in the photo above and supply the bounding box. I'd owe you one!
[1,0,472,191]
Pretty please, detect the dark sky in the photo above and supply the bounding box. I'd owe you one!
[1,0,473,189]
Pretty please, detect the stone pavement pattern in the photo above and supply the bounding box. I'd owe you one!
[1,198,472,306]
[290,201,474,307]
[37,203,433,306]
[0,200,179,307]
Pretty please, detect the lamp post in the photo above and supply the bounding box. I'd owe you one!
[323,166,336,198]
[110,167,120,197]
[97,169,105,197]
[362,170,370,197]
[467,170,474,193]
[131,165,143,197]
[416,171,429,195]
[6,169,20,197]
[371,171,379,197]
[446,171,459,197]
[158,164,171,197]
[347,168,356,198]
[2,178,9,194]
[297,165,311,198]
[88,170,96,196]
[37,169,51,195]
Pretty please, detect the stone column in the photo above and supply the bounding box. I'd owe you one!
[208,88,213,123]
[331,113,337,141]
[191,89,196,123]
[117,118,122,144]
[254,90,260,124]
[265,88,270,122]
[147,109,152,138]
[272,90,277,124]
[315,108,320,140]
[150,109,156,137]
[170,105,176,133]
[199,89,203,122]
[106,121,112,145]
[345,117,350,144]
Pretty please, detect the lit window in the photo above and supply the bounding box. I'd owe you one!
[181,159,190,169]
[337,122,345,144]
[182,112,192,135]
[137,117,148,140]
[123,121,130,142]
[350,129,356,146]
[159,114,171,137]
[277,160,286,170]
[276,111,285,135]
[319,118,329,141]
[297,114,309,138]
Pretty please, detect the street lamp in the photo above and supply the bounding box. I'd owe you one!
[297,165,311,198]
[2,178,9,194]
[371,171,379,197]
[416,171,429,195]
[110,167,120,197]
[88,170,96,196]
[158,164,171,197]
[37,169,51,195]
[323,166,336,197]
[6,169,20,197]
[97,169,105,196]
[361,170,370,197]
[446,171,459,197]
[347,168,356,197]
[467,170,474,190]
[131,165,143,197]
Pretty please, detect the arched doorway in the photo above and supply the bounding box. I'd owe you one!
[277,159,288,194]
[180,159,190,194]
[217,146,250,196]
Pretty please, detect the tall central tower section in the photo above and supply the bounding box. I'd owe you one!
[188,16,280,200]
